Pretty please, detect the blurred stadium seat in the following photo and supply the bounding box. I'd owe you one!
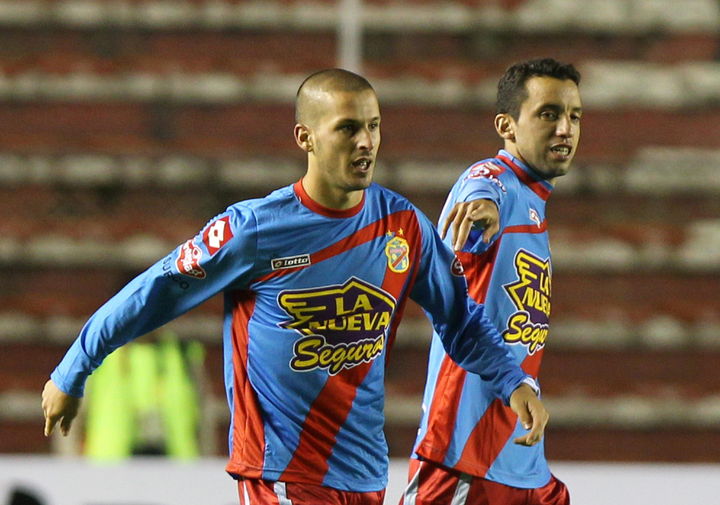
[0,0,718,463]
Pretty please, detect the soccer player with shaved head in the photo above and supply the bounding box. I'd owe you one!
[42,68,547,505]
[402,58,581,505]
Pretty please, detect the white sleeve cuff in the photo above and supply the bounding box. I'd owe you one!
[522,377,541,397]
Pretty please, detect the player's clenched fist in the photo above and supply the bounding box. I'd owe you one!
[441,198,499,251]
[41,379,80,437]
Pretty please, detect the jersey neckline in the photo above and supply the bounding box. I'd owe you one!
[496,150,553,201]
[293,179,366,218]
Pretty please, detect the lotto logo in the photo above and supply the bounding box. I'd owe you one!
[272,254,311,270]
[203,217,234,255]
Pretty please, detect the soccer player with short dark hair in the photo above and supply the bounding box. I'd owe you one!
[402,58,581,505]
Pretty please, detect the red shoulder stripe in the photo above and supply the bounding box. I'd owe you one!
[255,210,417,283]
[496,154,551,201]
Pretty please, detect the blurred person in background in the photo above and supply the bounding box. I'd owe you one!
[402,58,582,505]
[83,329,204,460]
[41,68,548,505]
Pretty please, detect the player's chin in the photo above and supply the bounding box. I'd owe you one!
[552,165,571,178]
[348,172,374,189]
[542,161,572,179]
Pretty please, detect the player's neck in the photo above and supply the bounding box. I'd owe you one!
[301,176,363,210]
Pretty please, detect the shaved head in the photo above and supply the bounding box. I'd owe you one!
[295,68,375,126]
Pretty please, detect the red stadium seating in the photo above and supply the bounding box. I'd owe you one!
[1,0,719,461]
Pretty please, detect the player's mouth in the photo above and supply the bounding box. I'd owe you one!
[351,157,373,172]
[549,143,572,160]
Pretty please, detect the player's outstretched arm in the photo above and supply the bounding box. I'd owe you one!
[440,199,499,251]
[42,379,81,437]
[509,383,549,446]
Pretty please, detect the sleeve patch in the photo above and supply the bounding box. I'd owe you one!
[466,161,507,193]
[203,216,234,255]
[176,240,206,279]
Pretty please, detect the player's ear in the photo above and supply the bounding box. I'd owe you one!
[495,114,515,142]
[294,124,313,152]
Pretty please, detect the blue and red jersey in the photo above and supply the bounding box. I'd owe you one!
[412,150,554,489]
[51,179,530,492]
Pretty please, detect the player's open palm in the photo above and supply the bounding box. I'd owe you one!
[42,379,80,437]
[509,383,549,446]
[441,199,499,251]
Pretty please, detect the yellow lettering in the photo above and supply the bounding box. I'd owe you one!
[539,272,551,295]
[345,346,361,362]
[503,313,526,344]
[319,348,333,363]
[353,294,373,312]
[372,336,384,354]
[329,348,348,374]
[335,297,351,315]
[520,325,533,341]
[309,320,326,331]
[290,337,321,370]
[523,289,538,309]
[362,312,378,329]
[290,334,385,375]
[363,342,374,356]
[520,289,551,317]
[346,314,361,331]
[502,312,548,355]
[376,312,390,330]
[328,318,347,331]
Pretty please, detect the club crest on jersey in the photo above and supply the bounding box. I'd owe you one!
[176,239,206,279]
[203,216,234,255]
[385,230,410,273]
[278,277,397,375]
[502,249,551,355]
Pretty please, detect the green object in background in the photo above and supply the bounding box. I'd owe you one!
[84,330,204,461]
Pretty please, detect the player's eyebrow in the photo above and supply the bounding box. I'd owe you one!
[538,103,583,114]
[334,116,381,127]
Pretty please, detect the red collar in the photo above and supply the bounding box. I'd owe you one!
[294,180,366,218]
[496,154,552,201]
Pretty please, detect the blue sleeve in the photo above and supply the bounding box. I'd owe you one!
[453,170,509,255]
[409,209,528,405]
[456,170,505,210]
[51,205,258,397]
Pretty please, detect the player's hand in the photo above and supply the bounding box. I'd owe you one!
[440,199,499,251]
[509,383,548,446]
[41,379,80,437]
